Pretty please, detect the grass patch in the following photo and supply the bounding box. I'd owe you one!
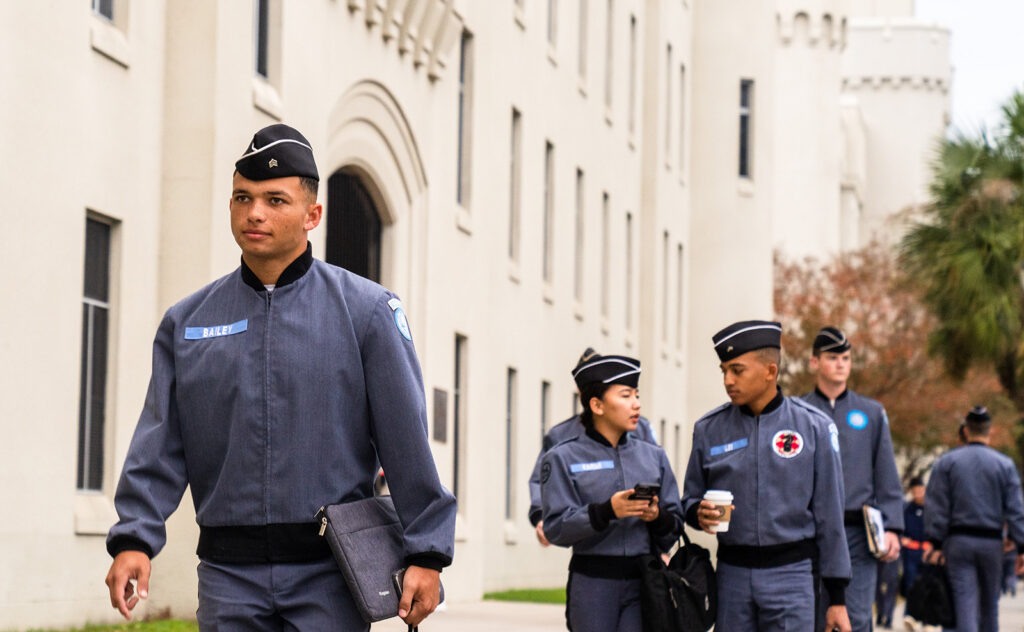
[484,587,566,604]
[23,621,198,632]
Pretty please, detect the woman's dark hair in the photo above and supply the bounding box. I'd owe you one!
[578,382,613,428]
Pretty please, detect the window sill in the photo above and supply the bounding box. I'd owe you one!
[600,317,610,336]
[456,206,472,236]
[503,521,519,545]
[90,16,130,69]
[543,282,555,305]
[737,178,755,198]
[508,260,521,284]
[75,492,119,536]
[252,76,283,121]
[577,78,587,98]
[514,4,526,29]
[573,300,585,321]
[604,107,614,127]
[547,45,558,67]
[624,331,635,349]
[627,135,636,151]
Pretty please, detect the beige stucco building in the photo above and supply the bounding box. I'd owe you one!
[0,0,948,628]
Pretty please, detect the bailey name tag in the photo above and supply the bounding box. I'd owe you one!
[184,319,248,340]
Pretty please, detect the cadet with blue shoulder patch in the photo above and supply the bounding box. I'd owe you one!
[924,406,1024,632]
[103,123,455,630]
[801,326,903,632]
[527,347,660,547]
[541,354,683,631]
[681,320,852,632]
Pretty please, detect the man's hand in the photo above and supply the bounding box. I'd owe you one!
[639,496,660,523]
[696,499,732,534]
[399,565,441,627]
[610,489,652,519]
[881,531,901,563]
[535,521,551,546]
[924,549,946,565]
[105,550,151,620]
[825,605,852,632]
[1016,552,1024,576]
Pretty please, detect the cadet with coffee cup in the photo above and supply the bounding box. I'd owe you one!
[682,320,852,632]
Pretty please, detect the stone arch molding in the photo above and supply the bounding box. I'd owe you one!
[324,79,429,321]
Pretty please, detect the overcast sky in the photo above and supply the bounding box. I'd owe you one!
[914,0,1024,135]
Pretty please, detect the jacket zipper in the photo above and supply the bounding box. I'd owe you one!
[263,290,273,521]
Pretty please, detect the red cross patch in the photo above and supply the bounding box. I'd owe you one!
[771,430,804,459]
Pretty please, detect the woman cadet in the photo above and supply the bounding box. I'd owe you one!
[540,353,684,631]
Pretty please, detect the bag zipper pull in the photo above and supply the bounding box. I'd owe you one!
[315,506,327,536]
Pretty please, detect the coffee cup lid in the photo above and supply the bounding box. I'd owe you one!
[704,489,733,500]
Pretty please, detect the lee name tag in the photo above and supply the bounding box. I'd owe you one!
[184,319,248,340]
[570,460,615,473]
[710,438,748,456]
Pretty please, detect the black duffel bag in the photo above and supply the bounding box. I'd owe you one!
[905,562,955,628]
[640,529,716,632]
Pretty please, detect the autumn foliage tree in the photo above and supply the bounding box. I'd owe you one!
[774,242,1016,477]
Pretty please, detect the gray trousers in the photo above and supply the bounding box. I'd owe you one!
[944,535,1003,632]
[197,557,367,631]
[717,558,815,631]
[565,572,642,632]
[845,525,879,632]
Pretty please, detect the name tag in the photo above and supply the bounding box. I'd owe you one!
[570,460,615,473]
[710,438,748,456]
[184,319,248,340]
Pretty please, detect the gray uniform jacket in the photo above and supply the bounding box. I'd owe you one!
[528,415,657,526]
[681,392,851,594]
[541,428,683,556]
[925,442,1024,551]
[802,388,904,532]
[106,246,457,570]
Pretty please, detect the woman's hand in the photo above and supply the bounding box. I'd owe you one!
[639,496,660,522]
[611,489,654,518]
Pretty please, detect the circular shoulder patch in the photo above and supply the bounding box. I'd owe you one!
[829,423,840,453]
[394,307,413,341]
[541,462,552,485]
[772,430,805,459]
[846,409,868,430]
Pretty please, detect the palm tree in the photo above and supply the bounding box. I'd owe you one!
[900,90,1024,457]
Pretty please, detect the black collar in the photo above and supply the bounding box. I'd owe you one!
[814,385,848,404]
[240,242,313,292]
[968,441,987,446]
[740,388,784,418]
[585,426,629,447]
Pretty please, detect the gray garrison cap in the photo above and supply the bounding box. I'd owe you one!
[813,326,851,353]
[572,354,641,389]
[235,123,319,181]
[712,320,782,362]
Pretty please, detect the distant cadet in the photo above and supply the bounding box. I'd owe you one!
[802,327,903,632]
[682,320,851,632]
[900,477,929,598]
[528,348,658,546]
[924,406,1024,632]
[541,355,683,631]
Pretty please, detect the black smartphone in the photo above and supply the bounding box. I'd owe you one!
[391,568,406,598]
[629,483,661,501]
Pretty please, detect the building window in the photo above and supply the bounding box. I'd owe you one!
[457,30,474,208]
[578,0,588,82]
[665,44,673,163]
[679,65,687,174]
[543,141,555,283]
[509,108,523,262]
[541,381,552,440]
[505,367,518,521]
[574,168,585,302]
[601,192,610,318]
[659,419,666,446]
[739,79,754,178]
[453,334,468,510]
[662,231,670,343]
[674,423,682,474]
[604,0,614,110]
[628,15,637,134]
[625,212,634,329]
[548,0,558,47]
[78,217,113,491]
[676,243,684,350]
[572,391,580,416]
[92,0,114,21]
[255,0,270,79]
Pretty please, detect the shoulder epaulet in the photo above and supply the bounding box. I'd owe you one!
[788,397,833,424]
[547,434,583,452]
[695,402,731,425]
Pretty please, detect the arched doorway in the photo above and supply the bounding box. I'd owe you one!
[325,170,382,283]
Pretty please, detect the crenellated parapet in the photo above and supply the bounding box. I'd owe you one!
[345,0,464,82]
[841,19,952,95]
[842,74,949,94]
[776,0,848,49]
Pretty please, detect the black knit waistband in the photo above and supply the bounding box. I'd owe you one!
[197,523,331,564]
[717,538,816,569]
[950,526,1003,540]
[569,554,644,579]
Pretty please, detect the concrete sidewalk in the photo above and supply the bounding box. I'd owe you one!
[369,590,1024,631]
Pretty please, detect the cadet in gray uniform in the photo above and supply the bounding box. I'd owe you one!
[541,354,683,631]
[528,347,658,546]
[682,320,852,632]
[802,327,903,632]
[103,124,456,630]
[924,406,1024,632]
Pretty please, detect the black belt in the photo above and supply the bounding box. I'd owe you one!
[949,526,1003,540]
[844,510,863,527]
[717,538,816,569]
[197,523,331,564]
[569,554,644,579]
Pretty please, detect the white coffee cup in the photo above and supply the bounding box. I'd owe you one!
[703,490,734,532]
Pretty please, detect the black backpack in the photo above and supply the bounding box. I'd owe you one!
[639,529,717,632]
[905,563,955,628]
